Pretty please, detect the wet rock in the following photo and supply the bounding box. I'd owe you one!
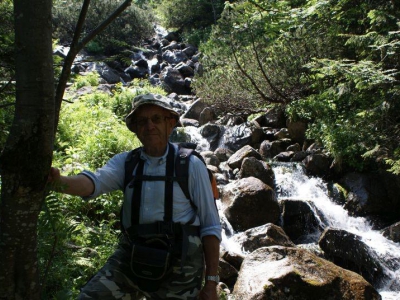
[279,199,322,243]
[214,147,234,163]
[221,177,279,231]
[227,145,261,170]
[233,246,381,300]
[381,221,400,243]
[318,227,385,286]
[340,171,400,223]
[302,153,331,177]
[232,223,295,253]
[238,157,275,188]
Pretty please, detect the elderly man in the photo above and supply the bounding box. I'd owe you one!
[49,94,221,299]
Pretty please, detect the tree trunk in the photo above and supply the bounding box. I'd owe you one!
[0,0,54,299]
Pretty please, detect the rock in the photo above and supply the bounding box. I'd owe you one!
[199,107,215,126]
[254,107,286,128]
[219,258,239,287]
[318,228,385,286]
[259,139,292,159]
[302,153,331,177]
[182,99,207,120]
[340,171,400,223]
[233,246,381,300]
[160,66,190,94]
[279,199,322,243]
[221,177,279,231]
[227,145,261,170]
[287,119,307,145]
[274,128,290,140]
[238,157,275,188]
[214,147,234,162]
[232,224,295,253]
[381,221,400,243]
[200,150,220,167]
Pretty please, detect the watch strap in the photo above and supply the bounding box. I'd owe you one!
[206,275,220,283]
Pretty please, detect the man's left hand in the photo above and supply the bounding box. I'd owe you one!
[199,281,218,300]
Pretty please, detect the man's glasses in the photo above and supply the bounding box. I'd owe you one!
[133,115,172,127]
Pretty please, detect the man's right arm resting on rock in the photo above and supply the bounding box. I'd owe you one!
[48,167,94,197]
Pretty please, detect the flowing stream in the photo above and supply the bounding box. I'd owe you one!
[180,126,400,298]
[228,162,400,299]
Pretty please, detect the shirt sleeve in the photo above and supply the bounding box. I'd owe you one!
[188,155,222,241]
[80,152,128,200]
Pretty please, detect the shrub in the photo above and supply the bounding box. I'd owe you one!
[52,0,154,54]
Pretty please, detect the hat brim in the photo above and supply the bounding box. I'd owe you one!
[125,100,180,132]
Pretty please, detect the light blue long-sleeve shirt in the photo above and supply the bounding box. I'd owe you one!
[81,143,222,241]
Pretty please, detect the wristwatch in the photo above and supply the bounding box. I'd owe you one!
[206,275,220,284]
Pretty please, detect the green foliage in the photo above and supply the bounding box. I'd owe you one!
[71,71,100,90]
[52,0,154,55]
[56,96,139,168]
[38,194,119,299]
[156,0,225,46]
[195,0,400,173]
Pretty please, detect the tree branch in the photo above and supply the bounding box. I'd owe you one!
[248,18,290,103]
[229,37,279,103]
[54,0,133,135]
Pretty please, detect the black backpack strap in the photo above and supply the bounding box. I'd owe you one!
[175,146,194,201]
[164,144,175,222]
[131,157,145,225]
[130,144,176,226]
[124,148,142,191]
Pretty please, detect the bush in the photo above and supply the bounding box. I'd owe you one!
[52,0,155,54]
[155,0,224,46]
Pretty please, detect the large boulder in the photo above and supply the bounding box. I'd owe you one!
[286,119,307,145]
[232,224,295,253]
[182,99,207,120]
[259,139,292,159]
[340,171,400,223]
[318,228,384,286]
[279,199,323,243]
[381,221,400,243]
[233,246,381,300]
[238,157,275,188]
[221,177,280,231]
[227,145,261,170]
[254,107,286,128]
[302,153,332,178]
[160,66,190,94]
[223,123,263,152]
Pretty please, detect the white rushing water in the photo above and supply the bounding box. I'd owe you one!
[272,163,400,299]
[181,126,399,298]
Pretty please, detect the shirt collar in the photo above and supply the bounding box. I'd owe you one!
[139,143,171,165]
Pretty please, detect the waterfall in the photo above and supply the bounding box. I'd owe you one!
[181,125,399,299]
[271,162,400,300]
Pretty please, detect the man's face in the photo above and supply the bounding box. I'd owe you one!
[132,104,177,152]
